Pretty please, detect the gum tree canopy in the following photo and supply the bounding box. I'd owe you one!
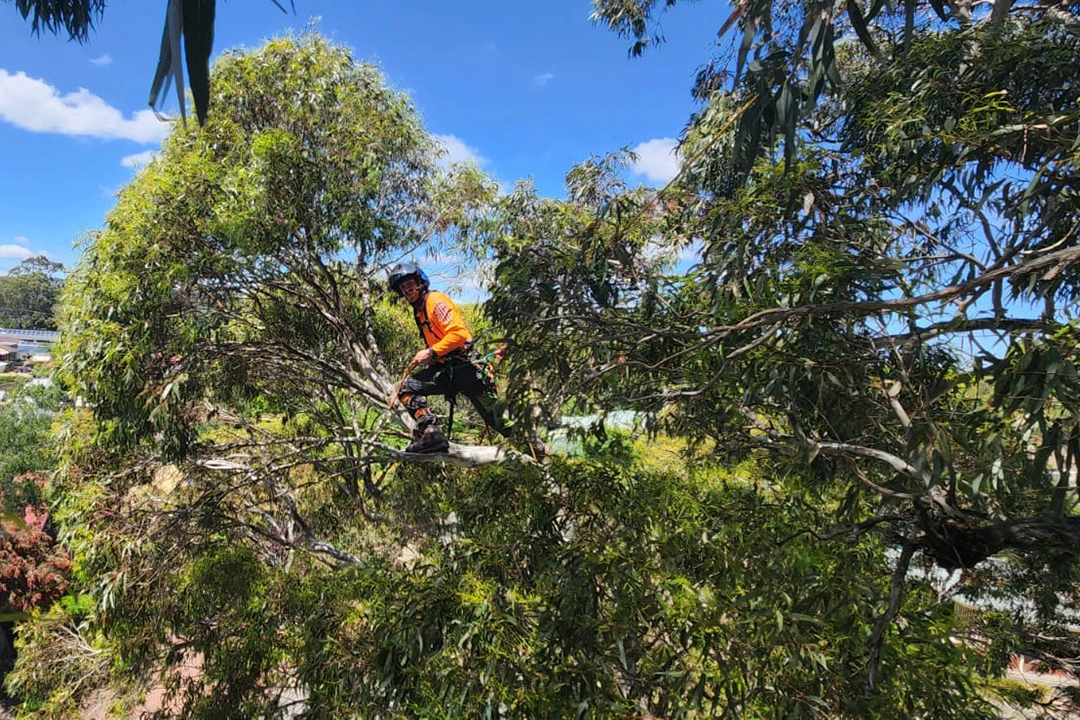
[57,32,502,557]
[482,0,1080,686]
[10,18,1080,720]
[32,33,982,719]
[0,255,64,330]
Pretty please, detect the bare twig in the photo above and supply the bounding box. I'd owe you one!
[777,514,906,546]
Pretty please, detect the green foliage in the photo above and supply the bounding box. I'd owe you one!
[55,31,443,463]
[21,451,996,718]
[580,426,636,463]
[0,255,64,330]
[0,384,58,513]
[473,0,1080,705]
[591,0,1079,188]
[487,11,1080,548]
[6,606,112,717]
[21,11,1080,719]
[315,461,988,717]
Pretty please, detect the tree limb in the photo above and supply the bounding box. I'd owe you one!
[867,542,916,694]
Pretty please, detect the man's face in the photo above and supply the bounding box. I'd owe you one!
[399,277,423,303]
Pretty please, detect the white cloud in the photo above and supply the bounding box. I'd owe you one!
[0,69,169,144]
[121,150,156,168]
[433,133,486,167]
[89,54,113,67]
[0,241,33,260]
[631,137,680,184]
[533,72,555,87]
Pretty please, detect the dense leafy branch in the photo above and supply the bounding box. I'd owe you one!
[472,14,1080,701]
[7,7,1077,714]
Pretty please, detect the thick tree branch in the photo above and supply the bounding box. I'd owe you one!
[888,317,1054,345]
[914,515,1080,570]
[719,244,1080,340]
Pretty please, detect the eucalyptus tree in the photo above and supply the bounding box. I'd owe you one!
[483,6,1080,695]
[13,26,991,718]
[54,31,513,582]
[20,32,969,715]
[35,29,997,716]
[0,255,64,330]
[6,30,542,715]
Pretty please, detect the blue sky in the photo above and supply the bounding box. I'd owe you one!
[0,0,725,274]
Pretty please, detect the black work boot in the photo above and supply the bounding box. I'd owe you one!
[405,425,449,454]
[528,437,550,462]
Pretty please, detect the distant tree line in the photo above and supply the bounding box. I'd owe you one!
[0,256,64,331]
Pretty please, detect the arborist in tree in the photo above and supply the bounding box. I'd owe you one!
[388,263,520,454]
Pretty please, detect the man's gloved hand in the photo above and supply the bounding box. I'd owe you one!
[412,348,437,366]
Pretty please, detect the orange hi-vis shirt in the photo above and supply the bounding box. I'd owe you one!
[414,290,472,360]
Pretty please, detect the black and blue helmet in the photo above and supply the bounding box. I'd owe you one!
[388,262,430,295]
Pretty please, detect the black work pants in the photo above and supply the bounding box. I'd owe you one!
[399,358,509,437]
